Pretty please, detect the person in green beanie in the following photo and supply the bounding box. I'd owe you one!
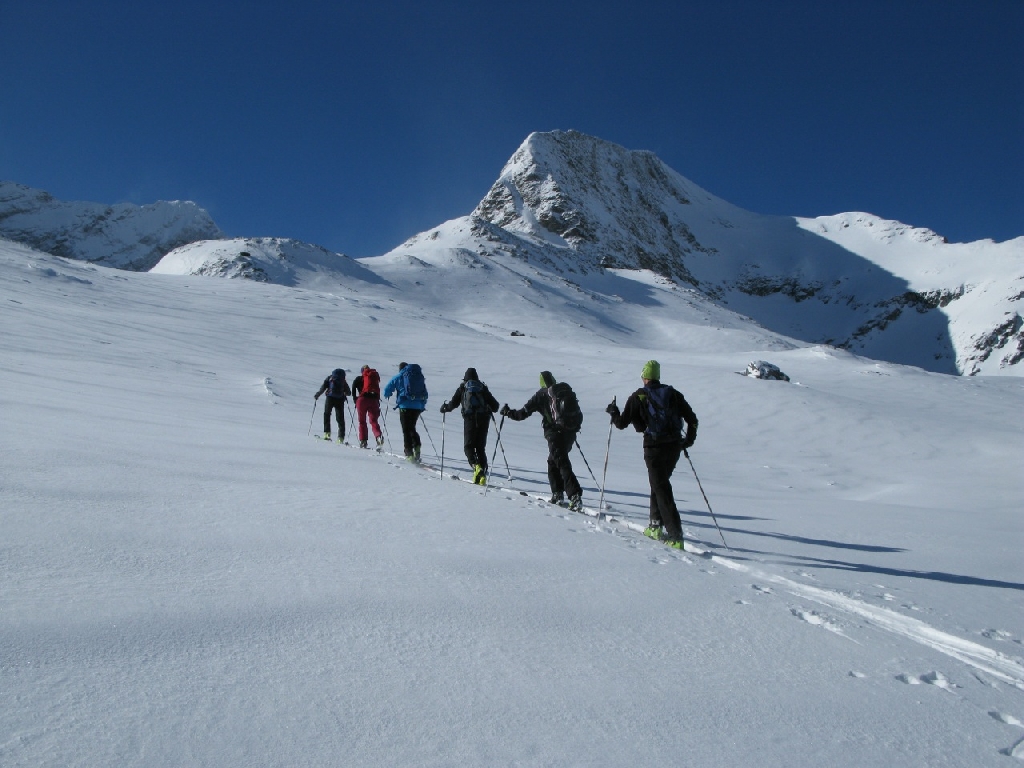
[606,360,698,548]
[501,371,584,510]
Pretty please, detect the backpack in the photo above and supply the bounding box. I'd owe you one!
[400,363,428,403]
[547,382,583,431]
[643,384,682,441]
[461,379,488,416]
[327,369,347,398]
[362,368,380,397]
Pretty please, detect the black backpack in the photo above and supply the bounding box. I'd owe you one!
[547,382,583,431]
[643,384,682,441]
[327,369,347,398]
[461,380,488,416]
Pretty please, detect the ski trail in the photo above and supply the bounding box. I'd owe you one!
[364,449,1024,691]
[710,555,1024,690]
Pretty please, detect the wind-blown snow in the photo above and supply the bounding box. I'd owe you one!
[2,237,1022,767]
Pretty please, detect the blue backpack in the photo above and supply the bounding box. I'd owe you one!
[461,380,488,416]
[643,384,682,441]
[401,363,428,403]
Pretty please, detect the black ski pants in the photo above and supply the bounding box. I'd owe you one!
[463,414,490,470]
[399,408,423,457]
[545,428,582,498]
[323,396,346,438]
[644,441,683,539]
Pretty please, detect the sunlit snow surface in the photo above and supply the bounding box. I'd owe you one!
[2,239,1023,767]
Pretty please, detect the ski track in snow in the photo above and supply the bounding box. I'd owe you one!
[349,441,1024,695]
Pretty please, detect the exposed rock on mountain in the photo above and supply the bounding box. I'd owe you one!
[0,181,223,271]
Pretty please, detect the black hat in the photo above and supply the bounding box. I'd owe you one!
[398,362,407,370]
[464,367,478,381]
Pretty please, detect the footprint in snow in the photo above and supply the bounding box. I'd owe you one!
[1000,736,1024,760]
[751,584,773,595]
[989,710,1024,727]
[896,671,959,691]
[983,628,1021,644]
[790,608,848,638]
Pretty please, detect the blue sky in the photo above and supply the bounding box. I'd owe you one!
[2,0,1021,256]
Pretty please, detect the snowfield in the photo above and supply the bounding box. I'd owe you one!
[2,237,1022,767]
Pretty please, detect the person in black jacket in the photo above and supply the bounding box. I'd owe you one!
[314,368,351,442]
[606,360,697,548]
[439,368,500,484]
[501,370,583,511]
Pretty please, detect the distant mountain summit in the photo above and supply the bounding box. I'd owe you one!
[0,181,223,270]
[458,130,1023,375]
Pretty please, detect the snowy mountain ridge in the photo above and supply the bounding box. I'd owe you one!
[4,130,1021,375]
[0,180,222,271]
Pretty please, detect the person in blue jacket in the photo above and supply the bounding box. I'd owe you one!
[383,362,428,461]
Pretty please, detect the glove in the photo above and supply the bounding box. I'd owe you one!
[500,404,511,417]
[314,393,320,400]
[605,402,619,417]
[682,436,695,451]
[439,402,449,413]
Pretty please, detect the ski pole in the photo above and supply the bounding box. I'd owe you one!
[307,398,318,436]
[483,414,506,495]
[346,401,356,443]
[381,401,393,453]
[598,397,615,510]
[573,437,600,489]
[419,414,438,458]
[684,449,729,549]
[490,413,514,482]
[439,410,446,480]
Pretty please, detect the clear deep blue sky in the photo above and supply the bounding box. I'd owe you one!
[2,1,1021,256]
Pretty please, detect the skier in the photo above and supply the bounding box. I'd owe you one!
[500,371,584,511]
[314,368,351,442]
[605,360,697,549]
[383,362,428,461]
[439,367,500,484]
[352,364,384,449]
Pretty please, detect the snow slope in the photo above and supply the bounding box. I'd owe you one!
[2,237,1022,767]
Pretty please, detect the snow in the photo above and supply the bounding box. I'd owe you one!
[2,235,1023,766]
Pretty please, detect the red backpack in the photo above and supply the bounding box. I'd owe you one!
[362,368,380,397]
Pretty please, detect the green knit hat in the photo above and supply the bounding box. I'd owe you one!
[641,360,660,380]
[539,370,556,388]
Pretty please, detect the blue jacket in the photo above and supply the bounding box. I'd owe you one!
[384,369,428,410]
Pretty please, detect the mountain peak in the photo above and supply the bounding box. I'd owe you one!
[471,130,720,282]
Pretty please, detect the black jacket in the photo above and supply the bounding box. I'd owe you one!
[441,381,499,418]
[506,387,574,437]
[610,380,697,448]
[316,374,351,401]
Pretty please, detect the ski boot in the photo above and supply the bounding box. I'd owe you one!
[662,536,684,550]
[568,494,583,512]
[643,525,662,540]
[323,432,331,441]
[548,491,564,505]
[472,465,484,484]
[359,439,368,449]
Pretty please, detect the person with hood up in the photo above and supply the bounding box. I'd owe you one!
[605,360,698,549]
[383,362,428,461]
[500,370,583,511]
[314,368,351,442]
[439,367,500,484]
